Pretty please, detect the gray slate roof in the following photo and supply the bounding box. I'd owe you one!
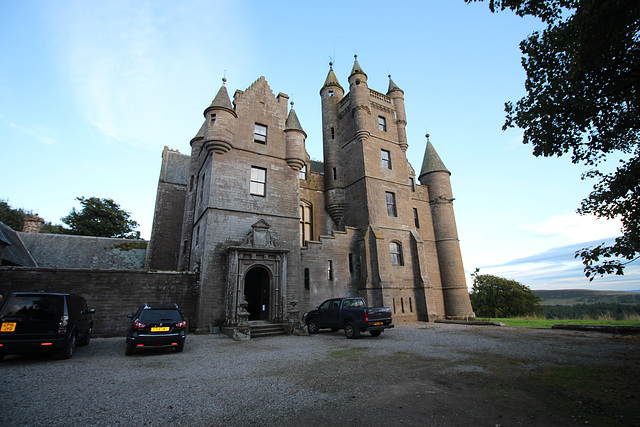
[0,222,37,267]
[19,233,148,270]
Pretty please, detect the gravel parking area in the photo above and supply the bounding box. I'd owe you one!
[1,323,638,426]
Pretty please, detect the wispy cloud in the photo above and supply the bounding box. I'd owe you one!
[0,113,59,145]
[475,237,640,291]
[44,0,251,150]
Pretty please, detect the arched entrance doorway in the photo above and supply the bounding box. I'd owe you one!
[244,267,270,321]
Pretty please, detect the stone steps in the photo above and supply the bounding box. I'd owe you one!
[250,322,288,338]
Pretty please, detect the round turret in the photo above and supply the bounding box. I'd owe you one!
[348,55,370,143]
[284,102,306,171]
[387,75,408,151]
[203,78,237,155]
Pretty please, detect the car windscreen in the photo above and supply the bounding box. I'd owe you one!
[0,295,64,322]
[139,309,182,323]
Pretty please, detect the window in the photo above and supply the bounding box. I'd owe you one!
[332,167,337,181]
[254,123,267,144]
[348,253,354,274]
[409,177,415,192]
[304,268,310,290]
[250,167,266,196]
[331,127,335,139]
[199,174,205,202]
[378,116,387,132]
[328,90,334,97]
[299,201,313,245]
[328,260,334,281]
[299,164,307,180]
[381,149,392,169]
[413,208,420,228]
[386,192,397,217]
[390,241,403,266]
[210,113,216,124]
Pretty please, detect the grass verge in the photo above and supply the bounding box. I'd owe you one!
[475,318,640,327]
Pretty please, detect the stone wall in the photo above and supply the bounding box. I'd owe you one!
[0,267,199,337]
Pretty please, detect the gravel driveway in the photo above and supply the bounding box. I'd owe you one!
[1,323,638,426]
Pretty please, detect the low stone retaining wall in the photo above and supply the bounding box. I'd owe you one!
[0,267,199,337]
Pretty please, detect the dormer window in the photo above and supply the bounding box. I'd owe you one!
[254,124,267,144]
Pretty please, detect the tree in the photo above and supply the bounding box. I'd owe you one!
[469,270,543,317]
[465,0,640,279]
[61,197,140,239]
[0,199,28,231]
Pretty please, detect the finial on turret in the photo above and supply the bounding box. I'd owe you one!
[329,61,333,70]
[290,101,294,108]
[222,77,227,85]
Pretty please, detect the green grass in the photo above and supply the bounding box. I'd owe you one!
[475,318,640,328]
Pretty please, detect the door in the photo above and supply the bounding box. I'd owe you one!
[244,267,270,321]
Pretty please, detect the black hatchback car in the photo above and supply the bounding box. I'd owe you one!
[0,292,95,360]
[125,304,186,355]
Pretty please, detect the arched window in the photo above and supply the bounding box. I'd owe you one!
[389,241,403,266]
[299,201,313,246]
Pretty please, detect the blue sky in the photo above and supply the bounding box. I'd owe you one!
[1,0,637,291]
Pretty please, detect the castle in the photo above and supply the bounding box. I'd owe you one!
[145,57,474,333]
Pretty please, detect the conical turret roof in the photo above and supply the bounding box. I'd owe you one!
[206,78,236,116]
[210,84,234,110]
[387,75,403,94]
[285,104,307,137]
[323,68,343,90]
[419,139,450,179]
[349,55,367,78]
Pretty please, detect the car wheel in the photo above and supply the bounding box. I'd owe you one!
[370,330,382,337]
[58,332,77,359]
[78,327,91,346]
[125,342,136,356]
[307,319,319,334]
[345,322,360,339]
[175,343,184,353]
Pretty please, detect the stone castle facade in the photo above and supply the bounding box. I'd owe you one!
[145,57,474,332]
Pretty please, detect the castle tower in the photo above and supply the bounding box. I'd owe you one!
[320,62,346,228]
[418,136,474,317]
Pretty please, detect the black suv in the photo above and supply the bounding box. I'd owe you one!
[0,292,95,360]
[125,304,186,355]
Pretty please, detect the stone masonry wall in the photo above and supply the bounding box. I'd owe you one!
[0,268,199,337]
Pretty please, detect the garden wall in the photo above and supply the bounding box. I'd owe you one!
[0,267,199,337]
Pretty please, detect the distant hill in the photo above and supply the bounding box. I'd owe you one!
[533,289,640,306]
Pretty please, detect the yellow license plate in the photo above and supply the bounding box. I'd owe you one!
[150,326,170,332]
[1,322,17,332]
[373,322,383,326]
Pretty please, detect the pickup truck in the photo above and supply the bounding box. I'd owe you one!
[304,297,394,339]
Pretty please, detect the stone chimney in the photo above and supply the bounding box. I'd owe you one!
[22,214,45,233]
